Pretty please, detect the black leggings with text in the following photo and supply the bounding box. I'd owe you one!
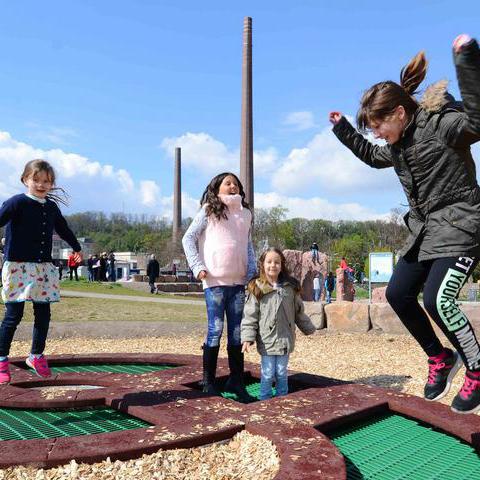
[386,252,480,372]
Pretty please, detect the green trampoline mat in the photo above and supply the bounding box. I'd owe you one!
[47,363,177,374]
[0,406,151,441]
[329,412,480,480]
[220,378,276,403]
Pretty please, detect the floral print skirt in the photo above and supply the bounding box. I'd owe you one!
[1,261,60,303]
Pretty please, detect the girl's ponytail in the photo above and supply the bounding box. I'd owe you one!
[400,51,428,95]
[356,51,427,131]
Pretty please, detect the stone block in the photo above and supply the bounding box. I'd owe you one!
[371,286,388,303]
[188,283,203,293]
[283,249,328,302]
[336,268,354,302]
[325,302,370,333]
[304,302,325,330]
[370,303,409,334]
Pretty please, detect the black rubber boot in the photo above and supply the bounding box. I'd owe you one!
[202,344,220,395]
[224,345,256,403]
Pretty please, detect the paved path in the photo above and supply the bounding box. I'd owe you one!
[61,290,204,305]
[14,319,206,340]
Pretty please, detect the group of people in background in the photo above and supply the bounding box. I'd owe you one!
[86,252,116,282]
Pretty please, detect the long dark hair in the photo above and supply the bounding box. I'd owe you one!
[248,247,300,300]
[356,51,428,131]
[21,159,68,205]
[200,172,250,220]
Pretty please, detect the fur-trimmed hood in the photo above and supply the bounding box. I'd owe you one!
[419,79,461,112]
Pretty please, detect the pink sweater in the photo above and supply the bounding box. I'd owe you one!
[199,194,252,288]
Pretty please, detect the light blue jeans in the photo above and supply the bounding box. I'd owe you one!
[204,285,245,347]
[260,354,289,400]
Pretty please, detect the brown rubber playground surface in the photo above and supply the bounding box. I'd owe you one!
[0,352,479,479]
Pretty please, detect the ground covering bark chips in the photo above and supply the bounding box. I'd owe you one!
[0,332,473,479]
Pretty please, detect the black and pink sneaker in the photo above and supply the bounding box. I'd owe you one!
[451,371,480,414]
[424,349,462,401]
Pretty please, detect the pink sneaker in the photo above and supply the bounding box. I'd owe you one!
[26,355,51,378]
[0,359,11,384]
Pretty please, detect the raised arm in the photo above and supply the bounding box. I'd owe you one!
[443,35,480,147]
[330,113,393,169]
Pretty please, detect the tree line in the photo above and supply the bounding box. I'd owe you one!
[55,208,410,272]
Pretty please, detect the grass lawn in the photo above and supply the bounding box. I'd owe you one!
[59,279,204,300]
[18,297,207,323]
[60,279,156,297]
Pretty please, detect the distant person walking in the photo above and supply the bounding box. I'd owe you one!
[325,272,335,304]
[313,273,322,302]
[67,250,79,281]
[310,242,319,262]
[107,251,116,282]
[146,254,160,294]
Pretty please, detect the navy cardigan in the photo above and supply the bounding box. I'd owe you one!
[0,194,81,263]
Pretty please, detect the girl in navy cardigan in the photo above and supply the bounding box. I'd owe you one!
[0,159,81,383]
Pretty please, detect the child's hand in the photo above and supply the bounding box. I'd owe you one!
[73,252,83,263]
[242,342,253,353]
[197,270,207,280]
[453,34,472,53]
[329,111,343,125]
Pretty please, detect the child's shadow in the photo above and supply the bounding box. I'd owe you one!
[111,389,203,410]
[352,374,412,391]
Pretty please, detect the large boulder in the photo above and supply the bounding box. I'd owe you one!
[371,286,388,303]
[370,303,409,334]
[304,302,325,330]
[325,302,370,333]
[283,249,328,301]
[336,268,354,302]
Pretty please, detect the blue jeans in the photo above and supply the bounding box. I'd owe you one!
[313,288,321,302]
[311,249,319,261]
[204,285,245,347]
[260,354,289,400]
[0,302,50,357]
[326,290,333,303]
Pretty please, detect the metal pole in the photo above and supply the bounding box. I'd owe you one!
[240,16,254,209]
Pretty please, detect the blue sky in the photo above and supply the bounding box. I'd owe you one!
[0,1,479,220]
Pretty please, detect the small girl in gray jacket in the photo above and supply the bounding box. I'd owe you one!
[241,247,316,400]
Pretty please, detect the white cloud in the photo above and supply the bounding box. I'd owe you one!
[160,132,280,178]
[283,111,316,131]
[0,130,163,216]
[271,122,398,194]
[140,181,160,207]
[26,123,79,146]
[160,132,237,174]
[255,192,389,221]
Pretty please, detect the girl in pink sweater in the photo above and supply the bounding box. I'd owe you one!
[183,172,257,402]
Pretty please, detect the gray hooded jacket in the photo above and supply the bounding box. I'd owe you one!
[241,279,316,356]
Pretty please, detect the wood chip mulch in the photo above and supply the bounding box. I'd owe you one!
[0,330,469,479]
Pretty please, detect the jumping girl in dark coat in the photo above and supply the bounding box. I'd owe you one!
[330,34,480,414]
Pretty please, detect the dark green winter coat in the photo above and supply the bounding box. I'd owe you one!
[333,40,480,261]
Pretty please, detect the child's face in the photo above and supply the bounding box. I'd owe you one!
[369,105,407,145]
[263,251,282,281]
[218,175,240,195]
[24,170,53,199]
